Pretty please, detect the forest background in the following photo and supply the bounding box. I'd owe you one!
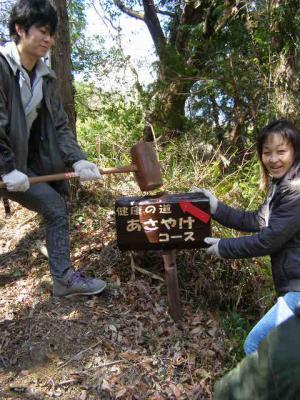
[0,1,300,399]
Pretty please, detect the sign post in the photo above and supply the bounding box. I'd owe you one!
[116,192,211,251]
[115,192,211,322]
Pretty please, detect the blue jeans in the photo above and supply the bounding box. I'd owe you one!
[244,292,300,355]
[2,181,72,279]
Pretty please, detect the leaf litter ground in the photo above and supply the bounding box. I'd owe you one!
[0,184,227,400]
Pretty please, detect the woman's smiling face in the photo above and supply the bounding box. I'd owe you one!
[262,133,295,179]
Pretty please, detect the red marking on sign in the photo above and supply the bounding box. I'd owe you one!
[179,201,211,224]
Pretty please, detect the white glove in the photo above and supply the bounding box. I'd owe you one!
[1,169,30,192]
[192,187,218,215]
[204,237,221,257]
[72,160,101,181]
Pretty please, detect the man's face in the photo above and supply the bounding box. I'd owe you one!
[16,24,55,61]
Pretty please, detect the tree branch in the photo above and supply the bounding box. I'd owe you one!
[114,0,144,20]
[142,0,166,56]
[113,1,166,57]
[174,1,205,52]
[215,1,245,34]
[156,9,175,18]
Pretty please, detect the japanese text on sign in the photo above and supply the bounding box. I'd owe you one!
[116,204,196,243]
[116,204,172,217]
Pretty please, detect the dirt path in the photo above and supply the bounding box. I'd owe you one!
[0,191,226,400]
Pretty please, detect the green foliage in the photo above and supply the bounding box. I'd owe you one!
[75,78,276,368]
[95,0,300,139]
[0,0,13,41]
[159,44,193,78]
[75,82,146,165]
[68,1,130,82]
[158,130,263,209]
[68,0,88,71]
[220,311,251,364]
[74,34,125,78]
[69,0,299,375]
[69,0,86,42]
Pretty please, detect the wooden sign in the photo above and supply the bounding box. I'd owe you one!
[115,192,211,251]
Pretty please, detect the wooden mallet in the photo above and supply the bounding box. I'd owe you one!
[0,141,163,192]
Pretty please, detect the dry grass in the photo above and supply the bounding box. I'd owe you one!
[0,187,224,400]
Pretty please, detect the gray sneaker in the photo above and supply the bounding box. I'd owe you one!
[53,269,106,298]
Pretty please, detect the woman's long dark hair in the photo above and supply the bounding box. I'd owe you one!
[257,120,300,190]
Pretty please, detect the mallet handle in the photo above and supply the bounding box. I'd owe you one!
[0,172,78,188]
[0,164,138,188]
[101,165,137,174]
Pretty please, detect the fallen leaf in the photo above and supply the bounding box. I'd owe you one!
[109,324,117,333]
[101,379,111,391]
[190,326,203,335]
[191,314,203,325]
[116,388,127,398]
[80,390,87,400]
[173,384,181,398]
[120,351,141,361]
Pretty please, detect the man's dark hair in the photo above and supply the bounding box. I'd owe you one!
[8,0,58,42]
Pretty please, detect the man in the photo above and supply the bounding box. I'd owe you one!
[214,308,300,399]
[0,0,106,297]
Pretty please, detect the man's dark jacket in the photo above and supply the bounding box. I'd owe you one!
[0,54,85,178]
[214,164,300,294]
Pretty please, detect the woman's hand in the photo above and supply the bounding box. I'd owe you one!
[192,187,218,214]
[204,237,221,257]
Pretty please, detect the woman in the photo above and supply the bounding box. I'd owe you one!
[196,119,300,354]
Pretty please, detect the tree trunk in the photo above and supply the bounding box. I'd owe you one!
[51,0,77,136]
[150,79,193,137]
[270,0,299,122]
[273,55,298,121]
[113,0,244,140]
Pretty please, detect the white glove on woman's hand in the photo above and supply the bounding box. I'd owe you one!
[204,237,221,257]
[1,169,30,192]
[72,160,101,181]
[192,187,218,215]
